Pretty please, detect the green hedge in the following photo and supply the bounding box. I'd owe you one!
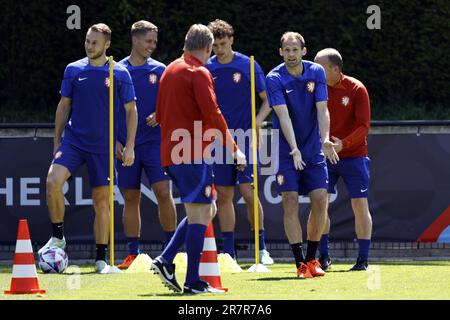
[1,0,449,122]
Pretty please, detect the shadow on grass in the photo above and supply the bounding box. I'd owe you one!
[138,293,183,297]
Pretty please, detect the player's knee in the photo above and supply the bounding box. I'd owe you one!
[92,193,109,211]
[46,173,64,193]
[241,190,254,204]
[124,190,141,205]
[154,187,171,203]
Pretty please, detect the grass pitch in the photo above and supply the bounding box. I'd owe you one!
[1,261,450,300]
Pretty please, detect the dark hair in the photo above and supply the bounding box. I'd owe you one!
[207,19,234,39]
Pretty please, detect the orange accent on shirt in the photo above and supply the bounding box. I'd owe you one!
[156,52,237,166]
[327,73,371,158]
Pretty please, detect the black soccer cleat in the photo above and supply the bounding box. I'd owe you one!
[349,257,369,271]
[150,256,182,292]
[318,255,332,271]
[183,279,225,295]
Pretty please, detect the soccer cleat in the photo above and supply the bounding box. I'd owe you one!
[349,257,369,271]
[183,279,225,294]
[118,255,137,269]
[307,259,325,277]
[150,256,182,293]
[95,260,108,273]
[296,262,313,279]
[318,255,332,271]
[38,237,66,255]
[259,249,274,265]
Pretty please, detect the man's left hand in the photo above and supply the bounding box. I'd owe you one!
[323,139,339,164]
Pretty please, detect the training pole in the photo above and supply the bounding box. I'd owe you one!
[250,56,260,265]
[109,56,115,266]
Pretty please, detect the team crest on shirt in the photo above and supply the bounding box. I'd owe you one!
[104,77,110,88]
[204,185,212,198]
[277,174,285,186]
[54,151,63,160]
[342,96,350,106]
[149,73,158,85]
[306,81,315,93]
[232,72,242,83]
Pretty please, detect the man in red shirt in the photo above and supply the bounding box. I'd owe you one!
[314,48,373,271]
[151,24,246,294]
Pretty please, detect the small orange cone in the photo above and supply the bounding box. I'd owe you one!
[199,222,228,292]
[4,219,46,294]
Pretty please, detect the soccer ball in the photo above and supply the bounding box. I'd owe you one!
[38,247,68,273]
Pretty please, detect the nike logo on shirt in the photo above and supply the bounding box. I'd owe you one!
[78,77,88,81]
[286,89,294,93]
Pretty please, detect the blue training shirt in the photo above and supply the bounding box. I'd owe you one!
[266,60,327,165]
[60,57,136,154]
[206,52,266,131]
[117,57,166,146]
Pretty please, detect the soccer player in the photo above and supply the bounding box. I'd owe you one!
[314,48,372,271]
[116,21,177,269]
[265,32,339,278]
[151,24,246,294]
[205,19,273,264]
[39,23,138,273]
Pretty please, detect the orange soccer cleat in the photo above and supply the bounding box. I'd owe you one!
[118,255,137,269]
[296,262,313,279]
[307,259,325,277]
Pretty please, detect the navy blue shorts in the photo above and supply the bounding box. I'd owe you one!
[327,157,371,198]
[275,160,328,196]
[52,142,114,187]
[164,162,215,204]
[116,142,168,189]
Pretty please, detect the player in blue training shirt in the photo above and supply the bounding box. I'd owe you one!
[116,21,177,269]
[39,23,138,273]
[266,32,339,278]
[205,19,274,265]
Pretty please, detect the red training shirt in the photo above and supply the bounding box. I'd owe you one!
[327,73,371,158]
[156,52,237,166]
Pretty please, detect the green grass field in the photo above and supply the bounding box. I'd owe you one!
[1,261,450,300]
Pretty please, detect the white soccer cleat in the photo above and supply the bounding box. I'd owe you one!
[259,249,274,265]
[95,260,108,273]
[38,237,66,255]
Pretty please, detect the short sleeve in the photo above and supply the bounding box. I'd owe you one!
[265,74,286,108]
[60,65,74,98]
[119,69,136,104]
[315,65,328,102]
[254,61,266,93]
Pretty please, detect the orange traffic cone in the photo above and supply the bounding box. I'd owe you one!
[199,221,228,292]
[4,219,46,294]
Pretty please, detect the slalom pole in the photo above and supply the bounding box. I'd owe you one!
[250,56,260,265]
[109,56,115,266]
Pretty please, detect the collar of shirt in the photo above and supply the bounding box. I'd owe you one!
[183,52,203,67]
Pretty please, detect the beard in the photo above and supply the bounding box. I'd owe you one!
[87,49,105,60]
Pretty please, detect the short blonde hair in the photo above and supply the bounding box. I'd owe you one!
[183,24,214,51]
[280,31,305,49]
[131,20,158,37]
[88,23,112,41]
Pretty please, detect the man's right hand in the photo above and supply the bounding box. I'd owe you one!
[290,147,306,171]
[234,149,247,172]
[116,141,124,161]
[53,140,61,156]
